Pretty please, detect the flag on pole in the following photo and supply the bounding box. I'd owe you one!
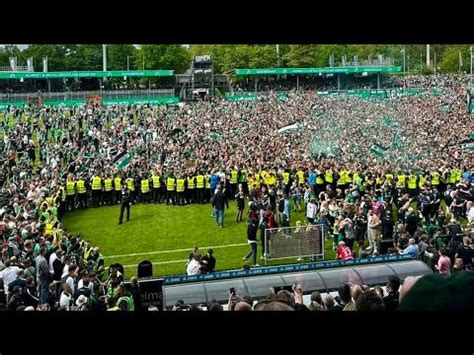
[370,143,388,157]
[460,138,474,151]
[439,104,450,112]
[277,123,302,135]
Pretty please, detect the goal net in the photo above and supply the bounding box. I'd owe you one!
[264,224,325,265]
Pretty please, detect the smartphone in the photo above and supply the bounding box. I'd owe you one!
[230,287,236,295]
[273,285,294,294]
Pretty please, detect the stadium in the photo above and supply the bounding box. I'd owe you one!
[0,44,473,311]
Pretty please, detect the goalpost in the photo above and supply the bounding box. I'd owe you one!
[264,223,325,265]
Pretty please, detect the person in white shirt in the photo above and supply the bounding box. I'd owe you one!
[467,201,474,224]
[186,253,202,276]
[306,197,318,224]
[61,255,73,278]
[48,250,59,274]
[59,283,73,311]
[65,264,78,296]
[77,271,94,292]
[0,259,20,293]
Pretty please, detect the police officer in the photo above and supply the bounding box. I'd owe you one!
[76,173,88,209]
[151,169,162,204]
[91,173,102,208]
[103,175,114,206]
[140,174,151,203]
[114,174,122,204]
[119,184,132,225]
[65,174,76,211]
[176,173,186,205]
[166,172,176,205]
[196,171,205,204]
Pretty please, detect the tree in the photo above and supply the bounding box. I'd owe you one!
[137,45,190,73]
[62,45,103,71]
[438,45,471,74]
[0,45,22,67]
[189,45,278,73]
[107,44,139,71]
[283,45,318,67]
[20,45,68,71]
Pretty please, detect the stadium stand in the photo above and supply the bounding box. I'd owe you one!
[0,68,473,311]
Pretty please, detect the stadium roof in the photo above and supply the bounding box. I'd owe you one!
[234,66,401,76]
[0,70,174,80]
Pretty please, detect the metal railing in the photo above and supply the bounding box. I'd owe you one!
[0,89,176,102]
[0,66,32,72]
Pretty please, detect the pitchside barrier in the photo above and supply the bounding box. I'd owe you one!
[264,224,325,266]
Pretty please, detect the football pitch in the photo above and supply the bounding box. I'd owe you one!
[62,200,336,278]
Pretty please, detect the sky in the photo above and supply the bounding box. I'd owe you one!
[0,44,28,50]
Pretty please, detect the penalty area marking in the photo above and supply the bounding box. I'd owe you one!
[105,242,248,259]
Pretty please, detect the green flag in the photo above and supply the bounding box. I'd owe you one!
[370,143,388,157]
[209,131,223,140]
[114,151,132,170]
[277,123,302,135]
[439,104,450,112]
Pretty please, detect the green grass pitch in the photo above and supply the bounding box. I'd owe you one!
[62,200,336,278]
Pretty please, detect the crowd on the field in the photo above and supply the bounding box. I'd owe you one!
[0,73,473,311]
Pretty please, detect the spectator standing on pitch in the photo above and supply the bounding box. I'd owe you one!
[336,241,354,261]
[235,183,245,223]
[201,249,216,273]
[243,217,259,267]
[211,185,227,228]
[118,184,131,225]
[306,197,317,224]
[187,253,202,276]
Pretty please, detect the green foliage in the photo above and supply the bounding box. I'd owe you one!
[190,45,278,72]
[0,45,22,66]
[107,44,138,70]
[2,44,473,75]
[19,45,68,71]
[137,45,190,73]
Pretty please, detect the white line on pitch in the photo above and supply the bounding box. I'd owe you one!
[122,259,187,268]
[105,243,248,259]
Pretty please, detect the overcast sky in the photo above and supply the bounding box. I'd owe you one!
[0,44,28,50]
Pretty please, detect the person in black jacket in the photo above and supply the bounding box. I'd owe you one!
[243,218,259,266]
[405,208,419,237]
[211,186,227,228]
[381,211,395,254]
[118,184,131,225]
[202,249,216,273]
[383,275,400,311]
[52,249,65,281]
[129,277,142,312]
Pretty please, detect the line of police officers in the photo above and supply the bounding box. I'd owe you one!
[61,166,466,211]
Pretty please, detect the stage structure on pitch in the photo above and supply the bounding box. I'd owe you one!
[264,224,325,266]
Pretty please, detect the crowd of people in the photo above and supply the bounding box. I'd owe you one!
[171,270,474,311]
[0,73,473,311]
